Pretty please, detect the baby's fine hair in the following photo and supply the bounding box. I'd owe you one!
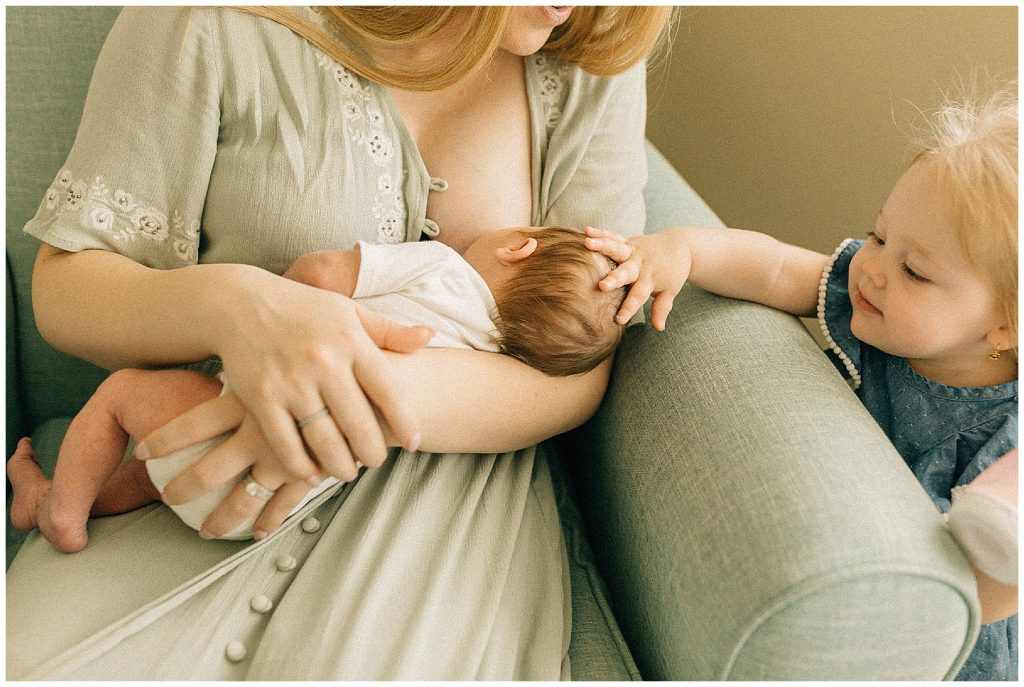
[914,87,1018,351]
[493,226,627,376]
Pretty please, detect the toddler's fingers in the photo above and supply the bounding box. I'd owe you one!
[651,291,676,331]
[616,282,652,325]
[600,260,640,291]
[584,226,623,241]
[585,236,632,265]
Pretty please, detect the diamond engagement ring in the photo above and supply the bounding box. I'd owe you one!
[243,473,276,501]
[296,407,330,430]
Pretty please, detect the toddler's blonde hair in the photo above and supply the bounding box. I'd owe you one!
[914,88,1018,354]
[494,227,626,376]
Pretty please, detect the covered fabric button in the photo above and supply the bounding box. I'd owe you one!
[429,177,449,192]
[301,516,322,533]
[250,594,273,614]
[421,218,440,238]
[225,640,247,663]
[275,554,297,572]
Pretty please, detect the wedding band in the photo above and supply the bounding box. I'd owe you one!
[296,407,330,430]
[243,473,276,501]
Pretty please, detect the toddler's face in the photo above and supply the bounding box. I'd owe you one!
[848,159,1006,382]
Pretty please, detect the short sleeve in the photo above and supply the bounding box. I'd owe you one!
[352,240,461,300]
[23,7,221,269]
[536,60,647,238]
[817,238,864,387]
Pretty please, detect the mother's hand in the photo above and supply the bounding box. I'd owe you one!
[136,284,433,537]
[138,394,323,538]
[216,275,431,483]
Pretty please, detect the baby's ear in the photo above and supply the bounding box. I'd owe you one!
[495,237,538,265]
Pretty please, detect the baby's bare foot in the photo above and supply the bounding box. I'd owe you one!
[37,490,91,553]
[7,438,90,552]
[7,437,51,532]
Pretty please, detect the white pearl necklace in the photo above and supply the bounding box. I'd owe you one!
[817,237,863,391]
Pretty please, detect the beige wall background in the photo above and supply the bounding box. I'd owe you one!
[646,6,1017,257]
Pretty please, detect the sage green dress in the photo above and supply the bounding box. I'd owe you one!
[8,7,648,680]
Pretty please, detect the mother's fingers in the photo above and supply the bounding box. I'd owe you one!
[135,392,246,460]
[250,481,317,540]
[297,404,361,481]
[326,370,389,470]
[351,315,422,453]
[357,303,435,354]
[198,475,277,539]
[161,415,262,505]
[256,405,324,486]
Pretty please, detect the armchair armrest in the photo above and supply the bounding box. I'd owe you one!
[567,287,979,679]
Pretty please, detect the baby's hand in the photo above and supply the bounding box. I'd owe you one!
[584,227,692,331]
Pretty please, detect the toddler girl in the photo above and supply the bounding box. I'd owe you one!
[587,90,1017,681]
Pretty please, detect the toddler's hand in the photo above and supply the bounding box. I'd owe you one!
[584,227,692,331]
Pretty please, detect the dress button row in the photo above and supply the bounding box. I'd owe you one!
[250,594,273,614]
[225,640,247,663]
[276,554,297,572]
[429,177,449,193]
[301,516,322,533]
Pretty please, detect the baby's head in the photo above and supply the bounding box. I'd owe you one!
[463,225,626,376]
[913,89,1017,356]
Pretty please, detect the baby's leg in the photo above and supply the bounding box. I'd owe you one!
[947,449,1018,586]
[8,368,221,553]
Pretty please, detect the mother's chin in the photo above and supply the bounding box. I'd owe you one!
[499,6,575,56]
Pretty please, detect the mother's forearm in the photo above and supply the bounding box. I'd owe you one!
[382,348,611,454]
[31,245,265,370]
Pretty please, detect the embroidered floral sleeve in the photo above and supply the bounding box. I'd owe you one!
[22,7,219,270]
[31,170,199,263]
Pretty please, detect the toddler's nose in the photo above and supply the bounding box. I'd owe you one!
[861,254,886,288]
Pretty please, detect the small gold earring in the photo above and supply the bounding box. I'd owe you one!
[989,349,1003,360]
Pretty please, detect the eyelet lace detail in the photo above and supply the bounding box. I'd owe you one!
[817,237,862,391]
[317,54,405,245]
[534,54,572,132]
[40,169,199,263]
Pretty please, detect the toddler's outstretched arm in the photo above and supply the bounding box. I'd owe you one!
[585,226,829,330]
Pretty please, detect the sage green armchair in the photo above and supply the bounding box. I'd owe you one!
[6,7,980,680]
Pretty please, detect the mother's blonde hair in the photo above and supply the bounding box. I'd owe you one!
[237,6,674,91]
